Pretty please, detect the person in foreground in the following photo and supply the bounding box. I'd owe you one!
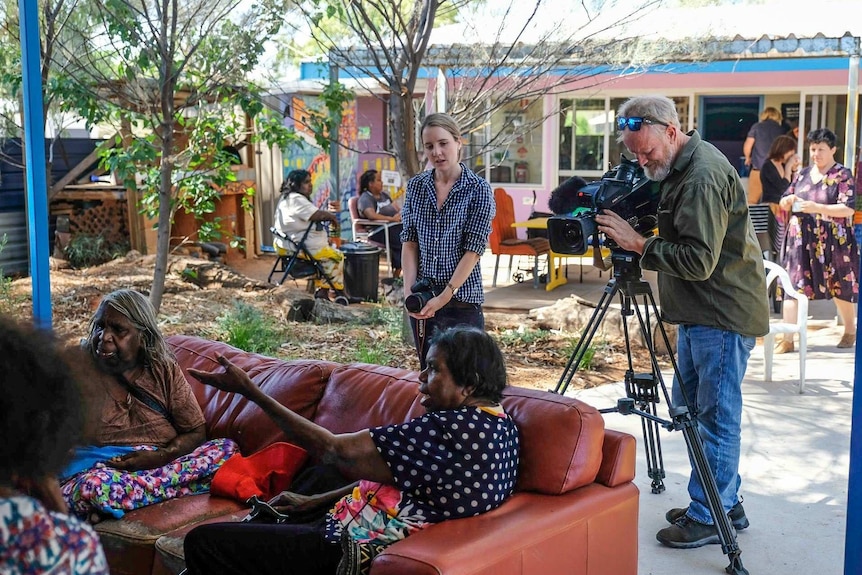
[595,95,769,549]
[400,112,495,368]
[182,326,519,575]
[274,169,346,300]
[0,315,109,574]
[61,289,238,521]
[777,128,858,352]
[357,168,403,277]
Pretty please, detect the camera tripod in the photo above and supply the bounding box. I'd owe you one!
[554,250,748,575]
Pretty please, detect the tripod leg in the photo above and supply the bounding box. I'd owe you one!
[554,281,620,395]
[672,406,748,575]
[621,293,668,495]
[639,414,666,494]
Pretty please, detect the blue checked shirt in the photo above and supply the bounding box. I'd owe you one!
[400,163,494,304]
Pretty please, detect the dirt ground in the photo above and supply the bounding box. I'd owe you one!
[3,253,667,393]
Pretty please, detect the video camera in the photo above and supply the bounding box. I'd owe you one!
[547,156,659,257]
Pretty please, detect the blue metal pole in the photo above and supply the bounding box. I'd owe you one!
[847,250,862,574]
[18,0,52,328]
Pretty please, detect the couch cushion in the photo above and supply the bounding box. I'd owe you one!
[500,387,604,495]
[313,363,426,433]
[167,335,340,454]
[316,364,604,495]
[94,494,244,575]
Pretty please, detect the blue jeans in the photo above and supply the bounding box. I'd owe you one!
[672,324,755,525]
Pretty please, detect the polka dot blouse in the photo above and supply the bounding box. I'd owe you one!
[326,405,519,546]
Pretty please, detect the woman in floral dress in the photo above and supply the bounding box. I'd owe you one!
[777,128,859,352]
[61,289,238,521]
[1,316,108,574]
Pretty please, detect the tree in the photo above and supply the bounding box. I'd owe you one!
[0,0,102,167]
[50,0,297,311]
[286,0,680,179]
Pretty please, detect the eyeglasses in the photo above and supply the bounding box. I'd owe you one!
[616,116,669,132]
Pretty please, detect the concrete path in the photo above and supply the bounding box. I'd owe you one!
[480,252,853,575]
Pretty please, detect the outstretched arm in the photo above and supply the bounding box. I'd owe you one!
[188,356,394,484]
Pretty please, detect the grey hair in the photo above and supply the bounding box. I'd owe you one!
[616,95,681,143]
[85,289,173,371]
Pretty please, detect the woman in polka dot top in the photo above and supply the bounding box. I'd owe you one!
[183,326,520,575]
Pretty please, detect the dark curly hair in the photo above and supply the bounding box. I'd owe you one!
[429,326,507,402]
[0,316,85,484]
[281,169,311,196]
[359,169,378,193]
[806,128,837,149]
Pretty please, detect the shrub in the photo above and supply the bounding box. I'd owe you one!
[217,301,284,355]
[0,234,14,314]
[64,234,129,269]
[352,339,393,365]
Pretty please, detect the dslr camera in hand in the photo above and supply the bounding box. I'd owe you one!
[405,278,436,313]
[547,156,659,256]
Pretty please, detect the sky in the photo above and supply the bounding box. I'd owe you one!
[430,0,862,44]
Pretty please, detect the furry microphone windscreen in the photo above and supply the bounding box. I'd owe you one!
[548,176,588,215]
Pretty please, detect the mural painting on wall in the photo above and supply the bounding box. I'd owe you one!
[283,95,358,240]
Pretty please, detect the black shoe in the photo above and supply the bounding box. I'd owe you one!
[665,501,749,531]
[656,516,723,549]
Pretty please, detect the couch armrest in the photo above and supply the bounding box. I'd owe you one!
[595,429,636,487]
[370,484,638,575]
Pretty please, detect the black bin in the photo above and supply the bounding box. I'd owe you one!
[341,242,381,302]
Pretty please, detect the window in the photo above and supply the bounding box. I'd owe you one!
[481,99,544,185]
[559,96,691,181]
[559,98,607,180]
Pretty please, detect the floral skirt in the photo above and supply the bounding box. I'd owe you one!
[61,438,239,520]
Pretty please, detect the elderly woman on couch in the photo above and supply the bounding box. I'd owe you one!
[183,326,520,575]
[60,289,238,522]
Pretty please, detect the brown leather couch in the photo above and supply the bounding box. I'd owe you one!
[93,335,639,575]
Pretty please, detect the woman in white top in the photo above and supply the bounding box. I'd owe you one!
[273,169,345,296]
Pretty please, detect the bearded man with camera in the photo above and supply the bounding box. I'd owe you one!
[595,95,769,549]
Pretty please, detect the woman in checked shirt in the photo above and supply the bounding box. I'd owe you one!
[400,113,495,368]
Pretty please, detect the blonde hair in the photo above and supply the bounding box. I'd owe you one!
[761,107,782,123]
[420,113,462,143]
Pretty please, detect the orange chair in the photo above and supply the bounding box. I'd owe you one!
[490,188,550,288]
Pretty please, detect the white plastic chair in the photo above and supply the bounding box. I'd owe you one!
[348,196,396,277]
[762,259,808,393]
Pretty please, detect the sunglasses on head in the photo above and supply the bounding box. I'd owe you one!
[616,116,669,132]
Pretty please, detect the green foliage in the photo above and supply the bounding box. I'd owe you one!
[578,346,596,370]
[0,234,15,313]
[217,300,284,355]
[496,327,552,347]
[366,305,402,331]
[352,339,393,365]
[298,83,355,151]
[64,234,129,269]
[562,336,607,371]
